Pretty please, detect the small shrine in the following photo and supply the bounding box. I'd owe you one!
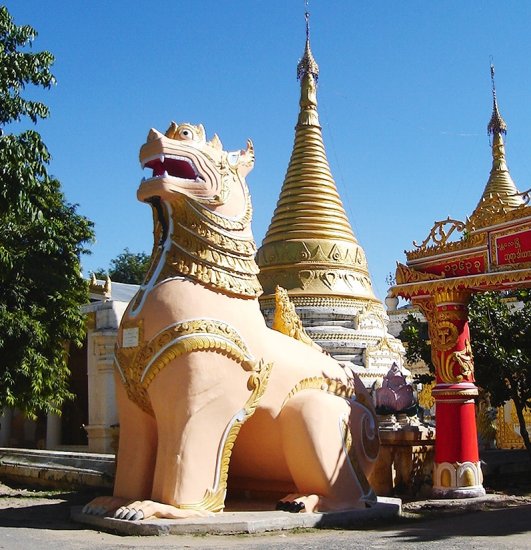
[257,14,405,388]
[391,66,531,498]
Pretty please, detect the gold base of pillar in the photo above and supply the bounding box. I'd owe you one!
[432,460,486,498]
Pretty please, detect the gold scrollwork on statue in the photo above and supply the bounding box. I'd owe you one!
[156,197,262,298]
[272,286,317,348]
[340,414,376,504]
[176,359,274,513]
[115,318,257,415]
[282,376,355,407]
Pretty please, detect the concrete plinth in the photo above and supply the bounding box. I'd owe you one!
[71,497,401,536]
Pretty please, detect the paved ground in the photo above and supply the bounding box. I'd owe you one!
[0,482,530,549]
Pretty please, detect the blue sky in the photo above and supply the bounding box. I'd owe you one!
[6,1,531,299]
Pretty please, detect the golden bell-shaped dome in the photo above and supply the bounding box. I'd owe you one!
[257,15,378,303]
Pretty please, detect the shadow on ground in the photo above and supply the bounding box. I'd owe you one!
[0,483,103,531]
[385,505,531,544]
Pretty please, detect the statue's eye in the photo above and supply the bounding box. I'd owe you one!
[179,128,194,140]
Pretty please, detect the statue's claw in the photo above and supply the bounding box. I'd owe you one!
[114,506,128,519]
[276,498,306,513]
[82,496,129,516]
[291,501,306,512]
[125,508,138,520]
[112,500,213,521]
[275,494,319,513]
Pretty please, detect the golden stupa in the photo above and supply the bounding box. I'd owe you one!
[257,13,404,382]
[257,14,378,305]
[468,65,525,230]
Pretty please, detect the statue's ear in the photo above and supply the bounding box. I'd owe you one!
[237,139,255,177]
[207,133,223,151]
[197,124,206,142]
[165,121,178,138]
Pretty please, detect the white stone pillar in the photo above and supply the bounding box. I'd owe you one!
[83,300,127,454]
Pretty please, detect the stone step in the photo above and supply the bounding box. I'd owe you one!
[0,447,115,489]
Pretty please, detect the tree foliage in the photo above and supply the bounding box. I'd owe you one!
[0,7,94,417]
[399,291,531,458]
[399,313,435,385]
[94,248,150,285]
[468,291,531,455]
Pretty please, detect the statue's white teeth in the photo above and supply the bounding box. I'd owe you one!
[159,154,165,164]
[163,170,169,178]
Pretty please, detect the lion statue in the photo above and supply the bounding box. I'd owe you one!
[83,122,379,520]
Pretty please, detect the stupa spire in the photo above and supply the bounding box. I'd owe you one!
[296,11,320,126]
[471,65,524,223]
[487,64,507,136]
[257,10,377,302]
[257,7,405,389]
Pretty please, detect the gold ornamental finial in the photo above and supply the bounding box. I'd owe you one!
[297,10,319,83]
[296,9,320,126]
[468,64,525,228]
[487,64,507,136]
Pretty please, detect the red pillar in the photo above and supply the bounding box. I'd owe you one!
[416,290,485,498]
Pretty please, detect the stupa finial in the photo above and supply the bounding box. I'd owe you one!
[297,9,319,82]
[487,64,507,136]
[296,7,320,126]
[468,63,524,227]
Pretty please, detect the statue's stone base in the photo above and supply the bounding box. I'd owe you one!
[71,497,401,536]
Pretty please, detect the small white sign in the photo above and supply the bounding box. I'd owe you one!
[123,327,139,348]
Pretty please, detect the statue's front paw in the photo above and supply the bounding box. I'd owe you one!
[82,496,129,516]
[114,502,145,521]
[275,493,320,513]
[275,500,305,513]
[114,500,215,521]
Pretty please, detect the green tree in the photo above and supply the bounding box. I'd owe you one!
[94,248,150,285]
[0,7,94,417]
[399,313,435,385]
[399,292,531,459]
[468,291,531,457]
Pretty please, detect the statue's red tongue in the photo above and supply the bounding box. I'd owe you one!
[147,157,197,179]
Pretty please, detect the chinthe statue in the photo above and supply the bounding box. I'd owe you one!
[83,122,380,521]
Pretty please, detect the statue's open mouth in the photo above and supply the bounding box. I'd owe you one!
[142,154,204,182]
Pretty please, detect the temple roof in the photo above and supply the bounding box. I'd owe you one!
[257,13,378,302]
[469,66,525,227]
